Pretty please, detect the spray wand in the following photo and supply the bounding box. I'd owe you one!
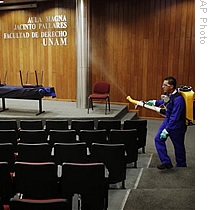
[126,96,166,116]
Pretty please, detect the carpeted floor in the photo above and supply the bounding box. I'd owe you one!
[123,122,195,210]
[124,188,194,210]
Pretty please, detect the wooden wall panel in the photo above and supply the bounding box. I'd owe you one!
[90,0,195,118]
[0,0,195,119]
[0,0,77,100]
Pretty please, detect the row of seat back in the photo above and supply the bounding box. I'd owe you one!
[0,119,146,140]
[76,129,139,168]
[0,128,140,169]
[1,129,138,165]
[0,142,127,188]
[0,118,147,131]
[0,119,147,147]
[0,119,68,131]
[0,161,108,210]
[0,120,146,208]
[0,129,106,150]
[57,142,127,188]
[0,119,119,130]
[0,142,87,170]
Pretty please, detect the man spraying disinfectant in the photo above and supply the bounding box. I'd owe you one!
[127,76,194,169]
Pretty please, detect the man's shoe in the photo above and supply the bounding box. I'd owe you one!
[157,163,173,170]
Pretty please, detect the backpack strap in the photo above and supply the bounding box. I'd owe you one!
[171,92,180,106]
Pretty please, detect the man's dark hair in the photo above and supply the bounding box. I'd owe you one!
[164,76,176,88]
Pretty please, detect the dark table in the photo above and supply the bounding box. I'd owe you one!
[0,85,56,115]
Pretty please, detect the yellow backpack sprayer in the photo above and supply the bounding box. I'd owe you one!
[126,86,195,126]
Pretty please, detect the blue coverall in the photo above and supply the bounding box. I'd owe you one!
[154,90,187,167]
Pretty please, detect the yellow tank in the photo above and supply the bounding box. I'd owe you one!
[178,86,195,125]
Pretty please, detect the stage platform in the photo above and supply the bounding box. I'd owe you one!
[0,98,137,126]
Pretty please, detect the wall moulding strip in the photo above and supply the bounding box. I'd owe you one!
[0,3,37,10]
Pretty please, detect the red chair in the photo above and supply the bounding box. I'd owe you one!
[88,82,110,114]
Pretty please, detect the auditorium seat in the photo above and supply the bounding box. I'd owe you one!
[53,142,88,165]
[0,143,15,172]
[0,120,19,143]
[70,120,95,137]
[109,129,139,168]
[90,143,126,189]
[45,119,69,135]
[16,143,52,162]
[14,162,58,199]
[0,120,18,133]
[123,119,147,153]
[79,129,107,152]
[9,198,71,210]
[0,130,18,152]
[49,129,77,150]
[0,162,14,206]
[19,120,44,130]
[19,129,48,144]
[97,120,121,140]
[61,162,108,210]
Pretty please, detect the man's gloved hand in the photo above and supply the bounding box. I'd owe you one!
[160,129,169,139]
[146,100,155,106]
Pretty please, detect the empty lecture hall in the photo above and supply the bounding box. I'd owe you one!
[0,0,196,210]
